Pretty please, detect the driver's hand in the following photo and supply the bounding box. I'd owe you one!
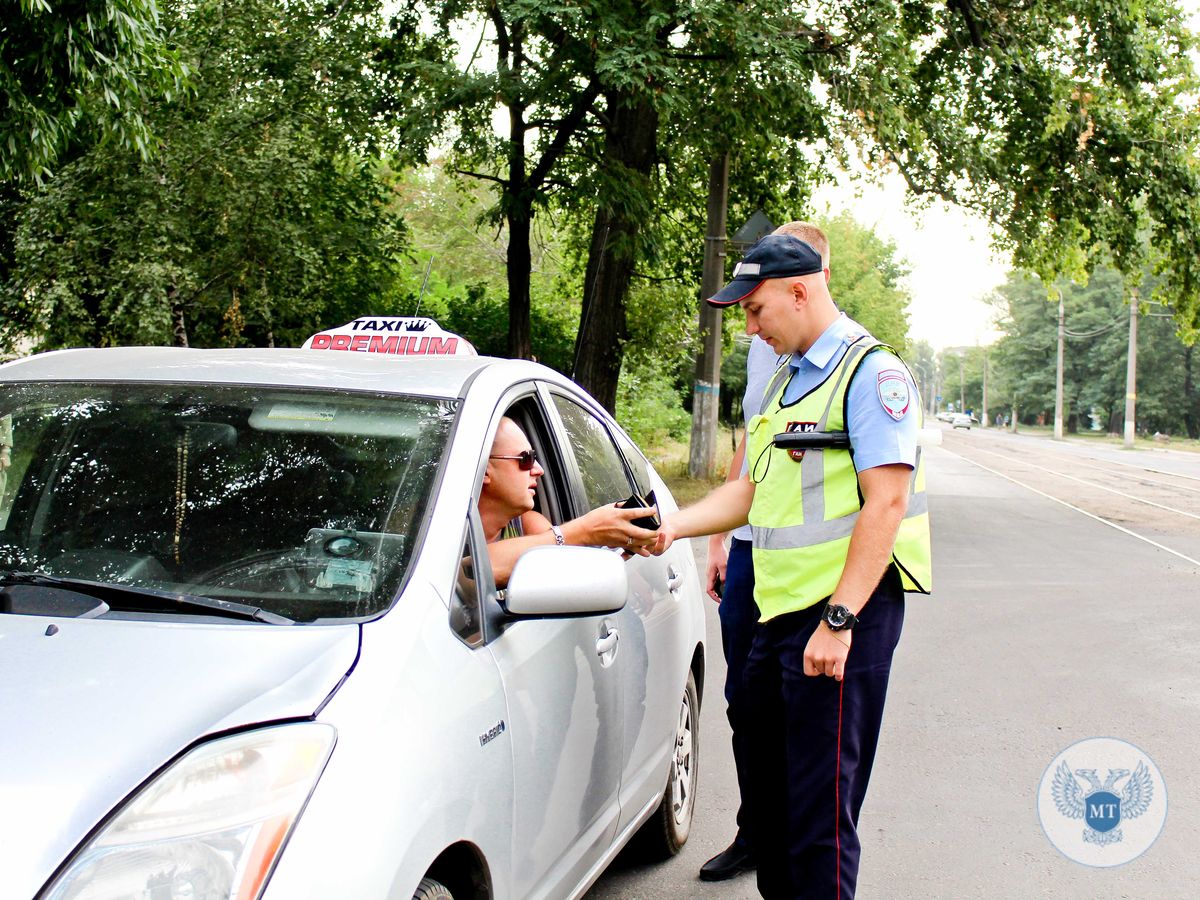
[577,503,658,553]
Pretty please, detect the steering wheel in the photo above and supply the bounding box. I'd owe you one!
[193,549,318,594]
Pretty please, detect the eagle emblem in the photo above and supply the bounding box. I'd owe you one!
[1052,760,1154,847]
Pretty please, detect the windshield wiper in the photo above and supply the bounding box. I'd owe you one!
[0,571,293,624]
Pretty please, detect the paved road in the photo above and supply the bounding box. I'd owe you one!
[589,428,1200,899]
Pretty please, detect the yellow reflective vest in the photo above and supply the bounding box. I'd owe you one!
[746,337,932,622]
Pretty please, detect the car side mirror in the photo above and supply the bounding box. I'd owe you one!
[503,546,627,617]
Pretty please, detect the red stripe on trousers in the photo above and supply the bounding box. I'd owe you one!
[835,677,844,900]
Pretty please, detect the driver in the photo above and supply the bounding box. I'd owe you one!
[480,417,658,586]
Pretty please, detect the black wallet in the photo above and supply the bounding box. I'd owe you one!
[617,489,659,530]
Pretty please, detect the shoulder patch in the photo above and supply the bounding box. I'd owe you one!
[876,369,910,421]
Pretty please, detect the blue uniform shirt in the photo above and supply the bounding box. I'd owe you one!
[780,313,920,473]
[734,337,786,541]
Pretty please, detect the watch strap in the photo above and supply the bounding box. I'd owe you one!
[550,524,566,546]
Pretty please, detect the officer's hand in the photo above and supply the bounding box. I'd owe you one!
[650,517,678,556]
[804,625,851,681]
[705,535,728,603]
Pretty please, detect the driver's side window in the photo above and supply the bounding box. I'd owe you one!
[447,394,570,646]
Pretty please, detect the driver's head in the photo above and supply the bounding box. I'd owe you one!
[480,417,545,521]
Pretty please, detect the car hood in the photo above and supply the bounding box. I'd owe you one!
[0,614,359,899]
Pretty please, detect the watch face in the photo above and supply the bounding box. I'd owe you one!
[826,606,848,627]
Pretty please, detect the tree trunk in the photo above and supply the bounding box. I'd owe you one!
[170,284,188,348]
[507,199,532,359]
[573,90,659,412]
[1184,345,1198,439]
[502,22,533,360]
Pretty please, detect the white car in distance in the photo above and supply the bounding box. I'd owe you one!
[0,320,705,900]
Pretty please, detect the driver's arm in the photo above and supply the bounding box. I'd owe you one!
[486,505,658,587]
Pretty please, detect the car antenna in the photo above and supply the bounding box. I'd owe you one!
[414,256,434,318]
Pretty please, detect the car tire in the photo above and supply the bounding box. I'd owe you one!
[631,669,699,859]
[413,877,454,900]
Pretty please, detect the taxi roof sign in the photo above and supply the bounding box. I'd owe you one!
[302,317,476,357]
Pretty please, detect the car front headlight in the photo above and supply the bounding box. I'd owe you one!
[43,722,335,900]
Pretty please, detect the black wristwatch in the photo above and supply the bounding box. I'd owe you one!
[821,602,859,632]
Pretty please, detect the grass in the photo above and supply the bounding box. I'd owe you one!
[643,425,741,506]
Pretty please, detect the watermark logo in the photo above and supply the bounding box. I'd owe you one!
[1037,737,1167,867]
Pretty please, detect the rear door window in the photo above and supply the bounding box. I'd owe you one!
[549,394,634,510]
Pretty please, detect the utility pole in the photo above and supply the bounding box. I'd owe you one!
[981,346,989,428]
[958,352,965,412]
[1124,288,1139,449]
[1054,293,1065,440]
[688,153,729,479]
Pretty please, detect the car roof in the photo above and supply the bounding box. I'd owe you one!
[0,347,566,399]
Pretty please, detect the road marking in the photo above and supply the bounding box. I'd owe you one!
[939,447,1200,570]
[1051,457,1200,496]
[964,445,1200,522]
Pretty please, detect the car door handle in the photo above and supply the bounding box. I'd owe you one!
[595,629,619,656]
[667,565,684,593]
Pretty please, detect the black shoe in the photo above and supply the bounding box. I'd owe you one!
[699,842,755,882]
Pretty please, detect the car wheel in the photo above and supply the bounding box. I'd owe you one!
[632,669,699,859]
[413,877,454,900]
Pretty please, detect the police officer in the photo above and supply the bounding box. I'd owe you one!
[701,223,831,884]
[655,234,932,899]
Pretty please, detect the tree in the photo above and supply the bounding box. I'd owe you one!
[384,161,580,373]
[1,0,184,183]
[989,266,1195,434]
[400,0,1200,415]
[820,212,911,350]
[4,0,404,351]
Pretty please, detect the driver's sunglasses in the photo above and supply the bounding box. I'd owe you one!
[489,449,539,471]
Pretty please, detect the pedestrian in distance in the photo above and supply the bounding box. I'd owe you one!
[654,233,932,899]
[699,222,831,884]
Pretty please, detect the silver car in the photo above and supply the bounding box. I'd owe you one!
[0,345,705,900]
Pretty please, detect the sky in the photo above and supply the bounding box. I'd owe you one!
[812,0,1200,351]
[811,174,1008,351]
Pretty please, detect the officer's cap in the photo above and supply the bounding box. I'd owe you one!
[707,234,824,307]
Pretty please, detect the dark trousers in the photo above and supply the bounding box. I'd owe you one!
[744,567,905,900]
[717,536,759,855]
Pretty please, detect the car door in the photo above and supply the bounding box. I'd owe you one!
[546,389,689,837]
[475,390,624,900]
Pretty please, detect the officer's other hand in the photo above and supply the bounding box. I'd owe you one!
[804,625,851,681]
[705,535,728,602]
[575,503,658,555]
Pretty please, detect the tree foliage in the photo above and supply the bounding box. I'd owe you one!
[4,0,404,351]
[1,0,185,183]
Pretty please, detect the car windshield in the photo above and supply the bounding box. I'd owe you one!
[0,382,455,623]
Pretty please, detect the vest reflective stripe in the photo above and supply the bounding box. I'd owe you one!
[748,337,933,621]
[751,491,929,551]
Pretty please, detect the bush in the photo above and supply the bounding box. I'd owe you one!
[616,362,692,447]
